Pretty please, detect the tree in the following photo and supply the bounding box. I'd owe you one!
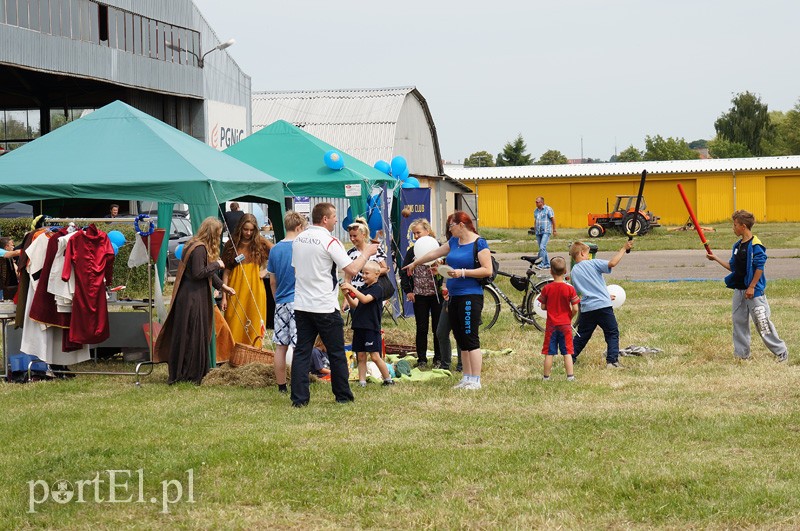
[714,91,773,156]
[536,149,568,165]
[464,150,495,167]
[707,137,752,159]
[496,134,534,166]
[688,139,708,149]
[616,145,643,162]
[767,101,800,155]
[643,135,699,161]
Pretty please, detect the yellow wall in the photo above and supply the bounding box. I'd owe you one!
[765,174,800,221]
[475,169,800,229]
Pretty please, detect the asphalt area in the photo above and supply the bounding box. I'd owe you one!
[493,248,799,281]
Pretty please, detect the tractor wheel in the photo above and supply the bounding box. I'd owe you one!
[588,224,604,238]
[623,212,650,235]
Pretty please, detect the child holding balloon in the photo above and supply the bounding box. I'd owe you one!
[569,240,633,368]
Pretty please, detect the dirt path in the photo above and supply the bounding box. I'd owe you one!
[493,248,799,281]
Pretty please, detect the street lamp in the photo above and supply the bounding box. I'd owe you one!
[166,38,235,68]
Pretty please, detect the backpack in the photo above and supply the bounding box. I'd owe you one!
[473,238,499,286]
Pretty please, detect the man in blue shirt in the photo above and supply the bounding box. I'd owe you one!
[533,197,556,269]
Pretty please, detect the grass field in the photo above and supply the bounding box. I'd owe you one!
[1,275,798,528]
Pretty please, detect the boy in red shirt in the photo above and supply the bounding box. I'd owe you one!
[537,256,580,381]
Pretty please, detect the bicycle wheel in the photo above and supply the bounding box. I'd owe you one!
[525,279,550,332]
[526,279,581,332]
[481,285,501,330]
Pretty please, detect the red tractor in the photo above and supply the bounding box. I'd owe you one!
[587,195,660,238]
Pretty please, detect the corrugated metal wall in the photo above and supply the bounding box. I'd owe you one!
[475,170,800,228]
[394,94,439,176]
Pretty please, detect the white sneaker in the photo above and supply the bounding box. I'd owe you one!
[452,378,469,389]
[463,381,482,390]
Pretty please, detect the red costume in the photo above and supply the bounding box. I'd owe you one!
[61,225,115,344]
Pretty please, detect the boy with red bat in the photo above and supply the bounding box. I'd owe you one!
[706,210,788,362]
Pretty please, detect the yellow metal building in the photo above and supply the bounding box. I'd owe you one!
[445,156,800,229]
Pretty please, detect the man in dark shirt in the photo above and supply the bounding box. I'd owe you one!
[223,202,245,233]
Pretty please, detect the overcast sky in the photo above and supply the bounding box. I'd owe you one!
[193,0,799,163]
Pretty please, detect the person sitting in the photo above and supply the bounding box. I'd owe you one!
[310,336,332,381]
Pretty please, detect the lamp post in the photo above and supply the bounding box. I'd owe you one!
[166,38,235,68]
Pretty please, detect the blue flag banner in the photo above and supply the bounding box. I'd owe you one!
[399,188,431,316]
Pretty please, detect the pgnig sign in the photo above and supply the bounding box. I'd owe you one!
[211,123,244,149]
[27,469,195,514]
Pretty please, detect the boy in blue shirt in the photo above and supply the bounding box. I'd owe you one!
[706,210,788,362]
[569,240,633,368]
[340,261,394,387]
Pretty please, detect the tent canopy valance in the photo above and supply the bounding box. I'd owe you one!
[224,119,396,217]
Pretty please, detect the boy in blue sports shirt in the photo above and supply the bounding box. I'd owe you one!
[569,240,633,368]
[706,210,788,362]
[340,261,394,387]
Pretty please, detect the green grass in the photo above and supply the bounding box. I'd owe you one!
[1,279,799,528]
[483,222,800,253]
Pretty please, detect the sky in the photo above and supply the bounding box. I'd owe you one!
[192,0,799,163]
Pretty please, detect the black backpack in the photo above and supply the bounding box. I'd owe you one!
[473,238,499,286]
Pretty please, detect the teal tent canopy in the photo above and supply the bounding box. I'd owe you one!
[0,100,285,219]
[224,119,397,217]
[0,100,285,278]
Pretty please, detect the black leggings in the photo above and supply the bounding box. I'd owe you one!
[413,294,442,364]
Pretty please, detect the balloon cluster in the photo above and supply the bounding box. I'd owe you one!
[324,150,345,171]
[373,156,419,189]
[341,194,384,237]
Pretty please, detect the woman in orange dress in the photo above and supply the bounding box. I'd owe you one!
[220,213,272,347]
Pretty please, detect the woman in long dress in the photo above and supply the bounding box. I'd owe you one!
[220,213,272,347]
[155,217,234,384]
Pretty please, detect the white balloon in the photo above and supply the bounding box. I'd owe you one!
[607,284,626,309]
[533,297,548,319]
[413,236,440,265]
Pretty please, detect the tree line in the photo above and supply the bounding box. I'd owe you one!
[463,92,800,166]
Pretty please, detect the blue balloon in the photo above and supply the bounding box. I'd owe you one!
[368,208,382,236]
[399,168,410,181]
[390,156,407,178]
[324,150,345,171]
[341,207,353,231]
[374,160,391,175]
[111,242,119,255]
[175,243,184,261]
[402,176,420,189]
[107,230,126,248]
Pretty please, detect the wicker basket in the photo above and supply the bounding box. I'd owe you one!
[229,342,275,367]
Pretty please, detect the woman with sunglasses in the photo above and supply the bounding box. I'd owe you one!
[402,211,493,390]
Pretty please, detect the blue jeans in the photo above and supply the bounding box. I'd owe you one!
[536,232,551,267]
[572,306,620,364]
[291,310,353,405]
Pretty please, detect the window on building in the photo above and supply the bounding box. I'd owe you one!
[50,0,60,36]
[6,0,18,26]
[59,0,70,38]
[19,0,30,29]
[29,0,41,31]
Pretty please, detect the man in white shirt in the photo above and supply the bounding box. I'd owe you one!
[291,203,379,407]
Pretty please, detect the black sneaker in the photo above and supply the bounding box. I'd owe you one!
[606,362,624,369]
[382,379,395,386]
[777,352,788,363]
[292,401,309,408]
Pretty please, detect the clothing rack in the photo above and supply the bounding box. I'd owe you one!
[27,216,162,384]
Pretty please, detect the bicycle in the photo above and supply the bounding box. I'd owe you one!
[481,255,557,331]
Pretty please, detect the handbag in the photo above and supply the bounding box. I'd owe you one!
[378,274,396,300]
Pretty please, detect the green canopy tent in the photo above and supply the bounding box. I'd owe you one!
[0,100,286,276]
[223,119,397,218]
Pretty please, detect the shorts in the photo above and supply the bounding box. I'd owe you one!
[541,323,574,355]
[449,294,483,352]
[271,302,297,347]
[352,328,382,353]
